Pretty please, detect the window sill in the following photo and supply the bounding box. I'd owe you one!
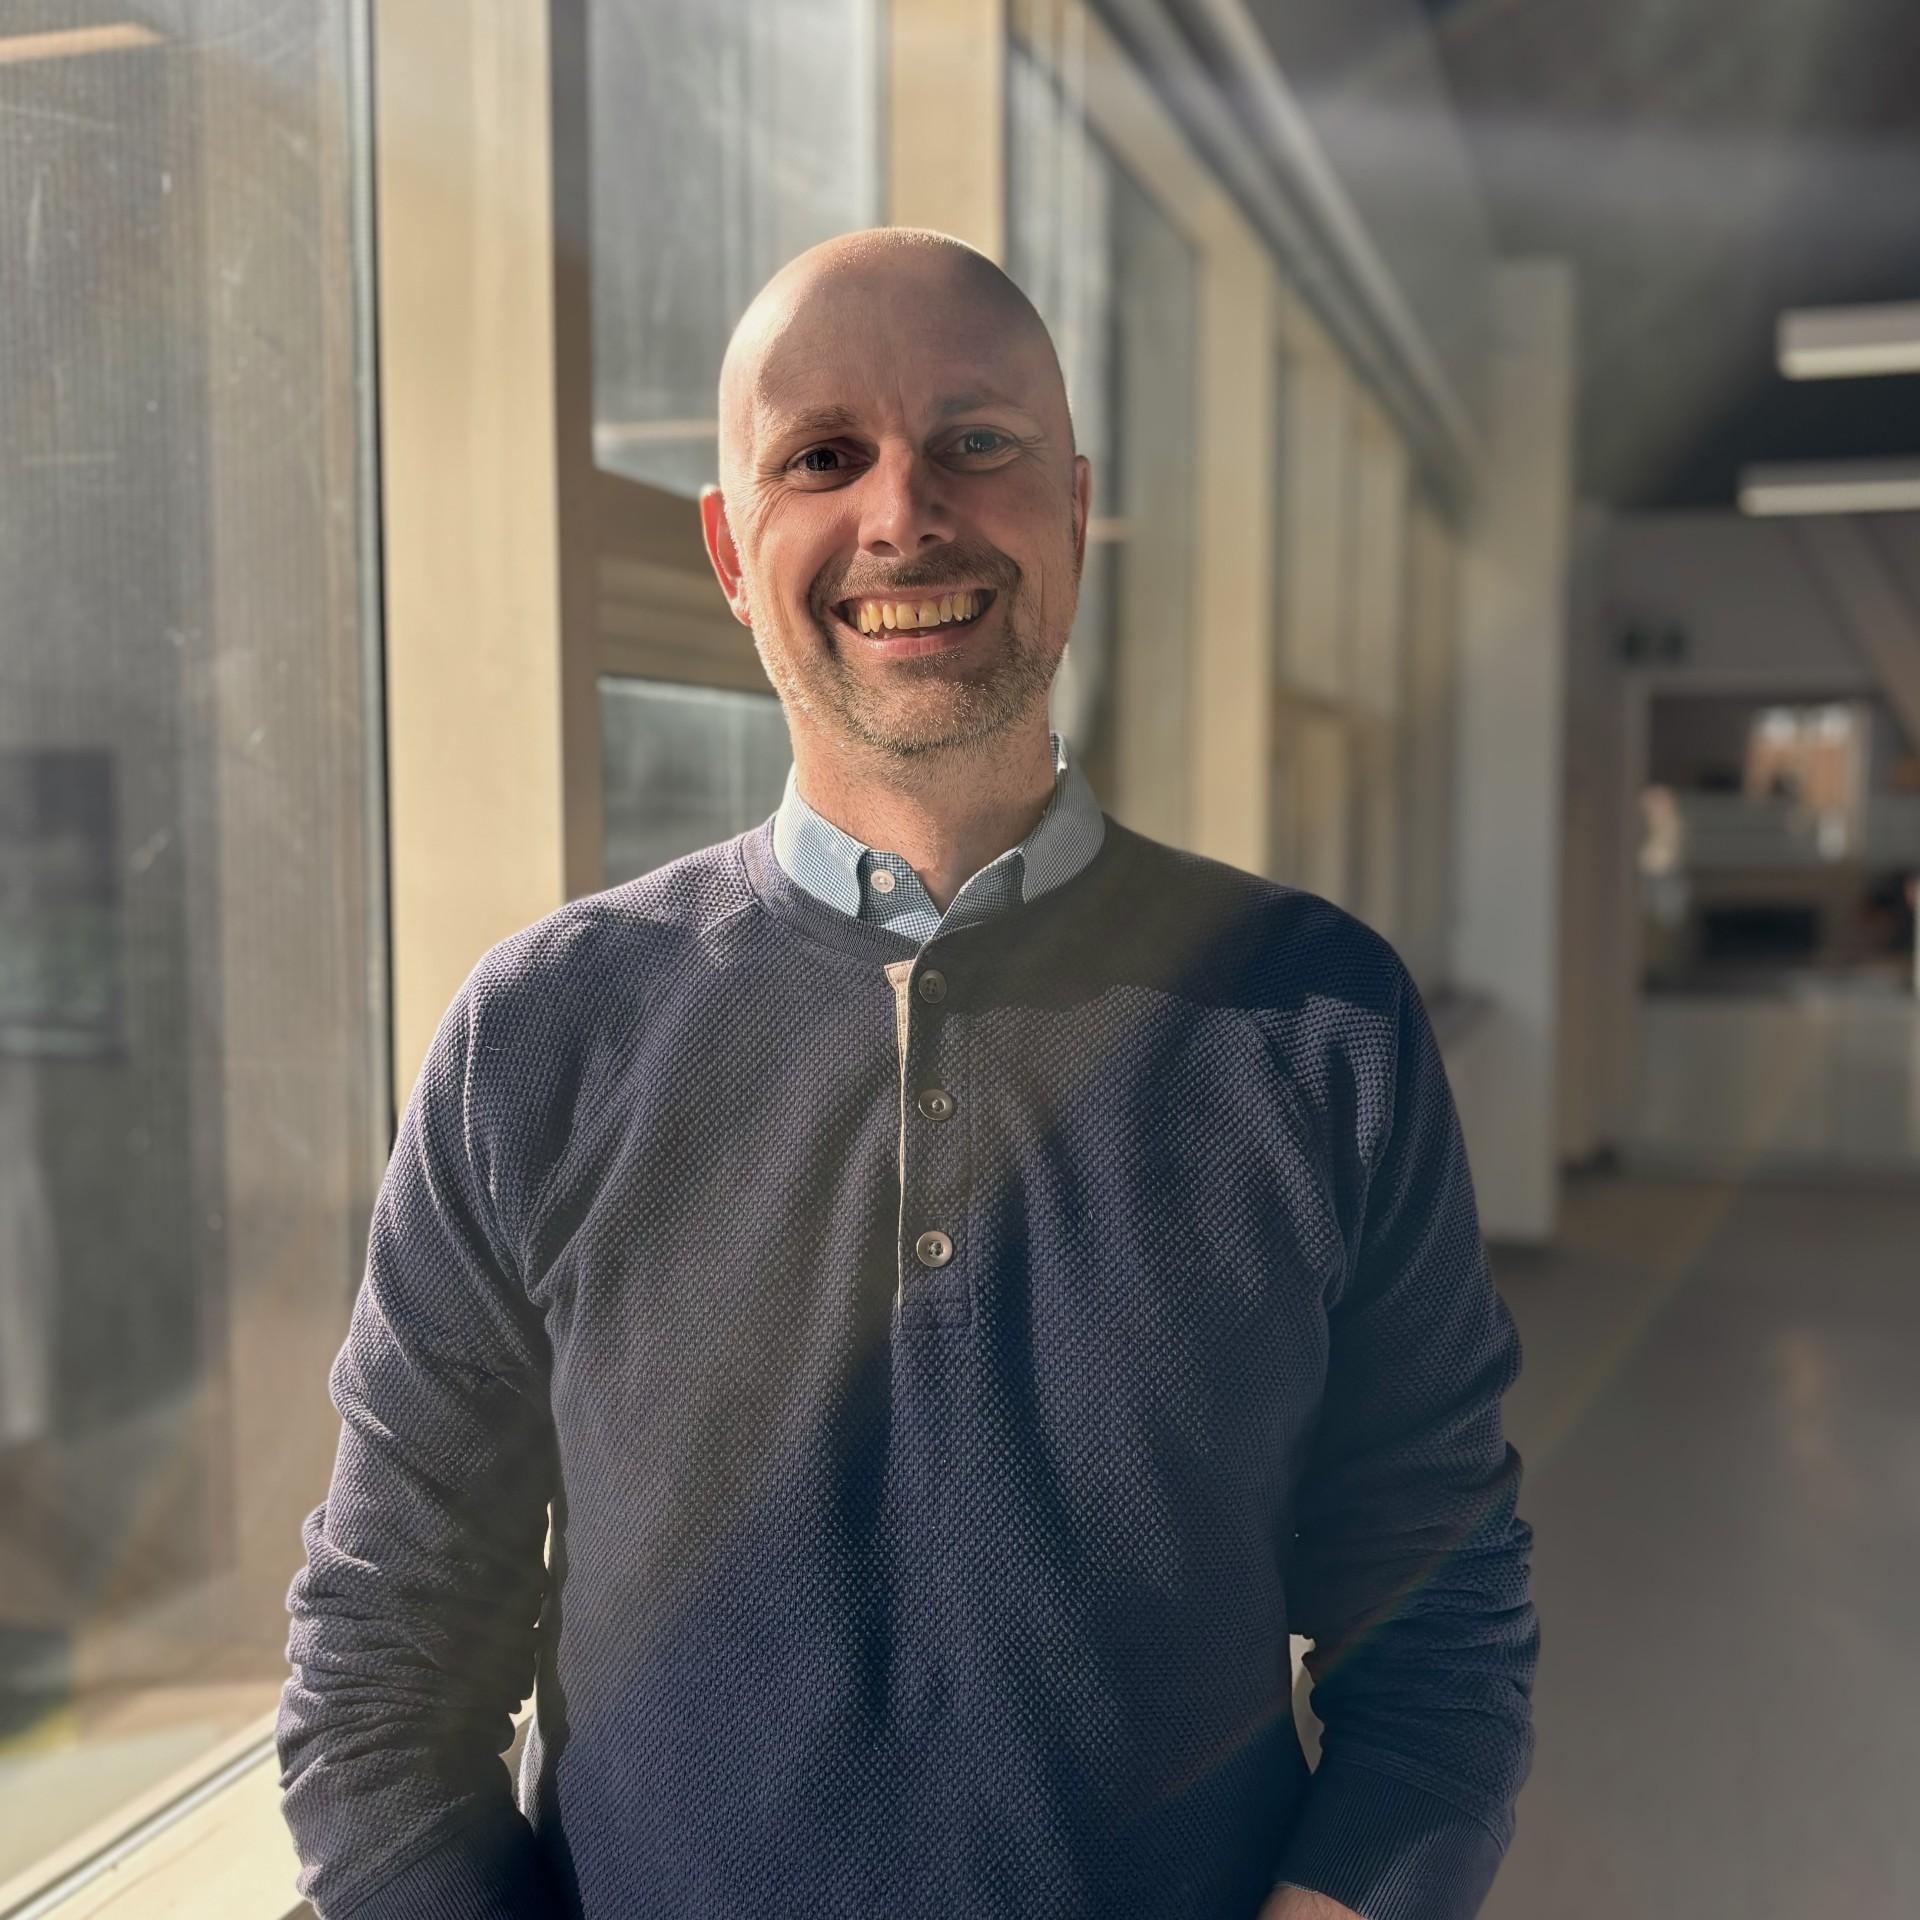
[0,1714,306,1920]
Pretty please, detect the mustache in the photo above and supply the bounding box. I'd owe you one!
[812,543,1020,608]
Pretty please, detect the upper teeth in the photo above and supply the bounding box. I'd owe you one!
[853,592,981,634]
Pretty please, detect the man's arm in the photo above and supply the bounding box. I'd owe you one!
[1275,966,1538,1920]
[278,978,561,1920]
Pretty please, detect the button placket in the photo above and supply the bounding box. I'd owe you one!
[898,960,969,1323]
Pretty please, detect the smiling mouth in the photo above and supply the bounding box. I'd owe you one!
[835,589,994,636]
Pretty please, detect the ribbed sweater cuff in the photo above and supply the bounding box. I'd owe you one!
[1277,1757,1507,1920]
[324,1802,553,1920]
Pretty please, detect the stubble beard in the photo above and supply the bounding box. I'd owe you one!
[751,556,1064,761]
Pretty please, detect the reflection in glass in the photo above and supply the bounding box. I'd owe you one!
[589,0,881,498]
[601,678,793,884]
[0,0,380,1882]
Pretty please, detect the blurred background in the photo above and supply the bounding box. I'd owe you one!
[0,1,1916,1914]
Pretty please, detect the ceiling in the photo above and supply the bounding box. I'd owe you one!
[1414,0,1920,509]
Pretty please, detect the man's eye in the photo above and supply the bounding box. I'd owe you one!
[954,429,1008,457]
[793,447,843,474]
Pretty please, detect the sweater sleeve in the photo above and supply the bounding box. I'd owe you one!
[1277,971,1538,1920]
[278,978,561,1919]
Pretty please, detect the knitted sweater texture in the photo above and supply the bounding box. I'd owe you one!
[278,821,1536,1920]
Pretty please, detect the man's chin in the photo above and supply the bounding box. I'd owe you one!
[762,616,1061,757]
[837,697,1029,759]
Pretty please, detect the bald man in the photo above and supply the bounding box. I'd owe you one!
[280,231,1535,1920]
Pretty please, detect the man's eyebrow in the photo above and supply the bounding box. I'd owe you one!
[932,388,1039,420]
[758,403,863,445]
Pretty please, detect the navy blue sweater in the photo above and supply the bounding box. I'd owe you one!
[279,821,1535,1920]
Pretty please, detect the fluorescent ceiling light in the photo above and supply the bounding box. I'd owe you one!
[1778,302,1920,380]
[1738,459,1920,517]
[0,23,162,67]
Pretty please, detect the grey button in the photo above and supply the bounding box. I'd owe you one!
[917,969,947,1003]
[917,1087,955,1122]
[868,867,896,895]
[914,1229,954,1268]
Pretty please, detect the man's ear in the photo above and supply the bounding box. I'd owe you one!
[1070,454,1093,579]
[700,487,754,629]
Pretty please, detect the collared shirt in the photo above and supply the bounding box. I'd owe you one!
[770,733,1107,943]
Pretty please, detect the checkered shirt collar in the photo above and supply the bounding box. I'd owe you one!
[770,734,1105,941]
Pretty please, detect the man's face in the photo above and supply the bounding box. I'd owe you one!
[710,259,1090,759]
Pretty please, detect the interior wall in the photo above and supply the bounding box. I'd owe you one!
[1446,258,1576,1244]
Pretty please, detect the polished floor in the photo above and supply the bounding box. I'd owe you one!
[1483,1173,1920,1919]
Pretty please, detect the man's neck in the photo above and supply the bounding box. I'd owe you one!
[790,718,1058,912]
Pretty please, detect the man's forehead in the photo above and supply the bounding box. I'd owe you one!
[718,234,1069,470]
[750,371,1042,437]
[746,314,1056,436]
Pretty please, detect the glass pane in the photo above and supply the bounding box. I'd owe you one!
[601,679,792,883]
[1107,162,1198,843]
[1008,42,1117,777]
[1007,45,1197,835]
[589,0,881,498]
[1007,44,1117,490]
[0,0,379,1881]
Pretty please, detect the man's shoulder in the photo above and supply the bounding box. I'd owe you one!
[449,832,764,1072]
[1089,822,1409,1021]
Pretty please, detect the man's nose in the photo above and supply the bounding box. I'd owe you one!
[858,444,952,557]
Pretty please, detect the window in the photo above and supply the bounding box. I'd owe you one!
[586,0,878,890]
[0,1,379,1885]
[1008,40,1117,779]
[601,679,792,883]
[588,0,882,498]
[1007,39,1197,837]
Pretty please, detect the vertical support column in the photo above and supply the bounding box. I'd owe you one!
[1447,259,1576,1242]
[1189,206,1276,875]
[1278,335,1352,705]
[1555,501,1627,1162]
[375,0,571,1105]
[1402,503,1460,991]
[550,0,607,909]
[887,0,1007,257]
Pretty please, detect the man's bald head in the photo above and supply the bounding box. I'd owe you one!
[698,226,1092,767]
[717,229,1071,496]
